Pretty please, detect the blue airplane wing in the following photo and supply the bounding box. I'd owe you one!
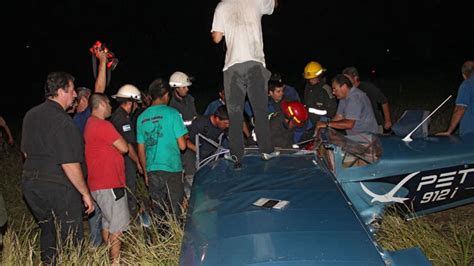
[179,152,430,265]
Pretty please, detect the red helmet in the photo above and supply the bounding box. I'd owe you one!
[281,101,309,125]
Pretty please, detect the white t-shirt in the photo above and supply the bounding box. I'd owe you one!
[211,0,275,71]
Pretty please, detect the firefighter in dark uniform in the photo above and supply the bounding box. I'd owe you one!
[168,71,198,126]
[110,84,143,217]
[269,101,309,149]
[168,71,198,196]
[21,71,94,264]
[303,61,337,124]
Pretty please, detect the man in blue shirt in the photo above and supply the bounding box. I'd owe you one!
[72,50,108,134]
[204,86,226,116]
[270,72,300,102]
[203,86,252,142]
[437,60,474,136]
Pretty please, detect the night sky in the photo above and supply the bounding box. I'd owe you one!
[20,0,473,117]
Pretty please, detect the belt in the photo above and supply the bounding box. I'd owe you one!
[22,169,72,186]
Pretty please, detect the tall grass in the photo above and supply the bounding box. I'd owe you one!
[1,214,184,265]
[375,74,474,265]
[376,207,473,265]
[0,147,184,265]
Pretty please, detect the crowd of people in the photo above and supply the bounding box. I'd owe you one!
[16,0,473,264]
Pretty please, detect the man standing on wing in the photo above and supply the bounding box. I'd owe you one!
[211,0,280,169]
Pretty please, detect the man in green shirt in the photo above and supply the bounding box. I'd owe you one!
[137,78,188,219]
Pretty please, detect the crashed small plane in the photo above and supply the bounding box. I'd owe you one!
[179,125,473,265]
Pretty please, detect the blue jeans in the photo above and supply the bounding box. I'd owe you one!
[87,202,103,247]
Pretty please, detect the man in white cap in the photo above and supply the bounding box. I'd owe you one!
[110,84,144,217]
[169,71,198,127]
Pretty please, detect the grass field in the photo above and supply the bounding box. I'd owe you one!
[1,73,473,265]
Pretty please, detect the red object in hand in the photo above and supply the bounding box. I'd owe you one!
[89,41,119,70]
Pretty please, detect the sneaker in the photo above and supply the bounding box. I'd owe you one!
[224,153,237,161]
[233,160,242,170]
[261,150,280,161]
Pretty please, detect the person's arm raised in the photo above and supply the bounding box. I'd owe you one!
[94,50,108,93]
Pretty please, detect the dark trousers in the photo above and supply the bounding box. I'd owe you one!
[125,157,138,216]
[224,61,274,160]
[22,180,84,264]
[148,171,184,219]
[87,201,103,247]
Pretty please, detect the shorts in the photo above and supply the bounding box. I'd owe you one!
[92,188,130,234]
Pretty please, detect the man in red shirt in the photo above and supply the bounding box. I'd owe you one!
[84,93,129,264]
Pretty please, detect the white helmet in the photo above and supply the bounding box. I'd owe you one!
[169,71,192,87]
[112,84,142,102]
